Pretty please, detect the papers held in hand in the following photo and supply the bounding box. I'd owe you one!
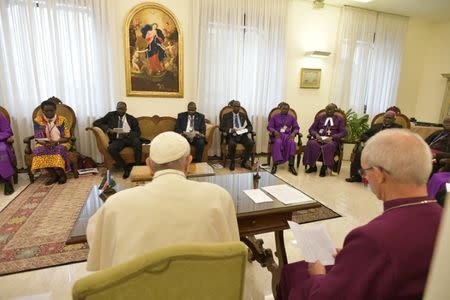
[234,120,248,135]
[288,221,337,265]
[35,137,50,142]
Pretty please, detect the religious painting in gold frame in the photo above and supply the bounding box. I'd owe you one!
[300,68,321,89]
[125,3,183,97]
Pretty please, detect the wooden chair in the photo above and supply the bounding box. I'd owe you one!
[266,107,303,168]
[219,105,256,167]
[23,103,79,182]
[371,112,411,128]
[304,108,347,174]
[0,106,18,184]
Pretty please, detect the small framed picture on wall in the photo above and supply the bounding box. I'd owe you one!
[300,68,321,89]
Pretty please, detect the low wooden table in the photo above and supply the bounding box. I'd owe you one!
[129,162,215,186]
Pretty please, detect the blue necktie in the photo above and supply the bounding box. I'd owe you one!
[234,114,239,128]
[118,117,123,128]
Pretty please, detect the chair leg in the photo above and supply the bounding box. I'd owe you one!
[267,154,271,165]
[222,154,227,168]
[297,153,301,169]
[28,169,34,183]
[72,161,79,178]
[13,170,18,184]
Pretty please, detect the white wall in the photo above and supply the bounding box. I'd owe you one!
[396,18,431,118]
[397,19,450,122]
[284,0,341,134]
[110,0,194,118]
[414,21,450,122]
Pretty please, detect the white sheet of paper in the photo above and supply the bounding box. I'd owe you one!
[244,189,273,203]
[288,221,336,265]
[236,128,248,135]
[35,137,50,142]
[320,136,329,140]
[261,184,314,205]
[446,183,450,192]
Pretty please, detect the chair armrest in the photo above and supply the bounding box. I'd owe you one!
[70,136,77,151]
[23,135,35,154]
[6,137,14,145]
[86,127,109,153]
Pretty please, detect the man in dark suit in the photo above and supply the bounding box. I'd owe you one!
[220,100,254,171]
[346,111,402,182]
[93,101,142,179]
[175,102,206,162]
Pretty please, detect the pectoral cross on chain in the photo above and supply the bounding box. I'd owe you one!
[326,128,332,136]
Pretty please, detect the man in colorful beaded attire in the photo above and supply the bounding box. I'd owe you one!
[31,100,71,185]
[268,102,300,175]
[277,129,442,300]
[303,104,346,177]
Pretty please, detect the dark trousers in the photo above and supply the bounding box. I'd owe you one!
[227,134,254,163]
[108,137,142,169]
[350,147,362,179]
[188,137,206,162]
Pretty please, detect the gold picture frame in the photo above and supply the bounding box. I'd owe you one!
[300,68,321,89]
[125,3,183,97]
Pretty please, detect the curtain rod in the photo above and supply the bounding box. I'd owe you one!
[344,5,408,18]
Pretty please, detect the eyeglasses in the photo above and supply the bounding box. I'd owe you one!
[358,167,374,177]
[358,166,390,177]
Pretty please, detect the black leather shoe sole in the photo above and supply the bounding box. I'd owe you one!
[289,166,298,176]
[319,165,327,177]
[305,166,317,173]
[271,165,277,174]
[345,176,362,183]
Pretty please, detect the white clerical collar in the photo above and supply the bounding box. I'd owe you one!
[152,169,186,180]
[324,117,334,126]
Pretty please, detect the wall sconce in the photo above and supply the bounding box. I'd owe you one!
[305,50,331,57]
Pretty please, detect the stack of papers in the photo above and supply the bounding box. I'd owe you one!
[243,189,273,203]
[288,221,336,265]
[262,184,314,205]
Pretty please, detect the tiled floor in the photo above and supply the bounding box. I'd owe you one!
[0,162,383,300]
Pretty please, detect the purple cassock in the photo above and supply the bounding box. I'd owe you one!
[276,196,443,300]
[268,113,300,163]
[427,172,450,198]
[303,114,346,168]
[0,113,15,182]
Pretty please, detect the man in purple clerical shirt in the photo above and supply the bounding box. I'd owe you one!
[303,104,346,177]
[268,103,300,175]
[277,129,442,300]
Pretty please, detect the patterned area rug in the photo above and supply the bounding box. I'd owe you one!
[292,206,341,224]
[0,175,100,276]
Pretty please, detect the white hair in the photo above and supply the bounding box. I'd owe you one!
[362,129,432,185]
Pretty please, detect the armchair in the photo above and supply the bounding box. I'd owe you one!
[23,103,79,182]
[219,105,256,167]
[72,242,247,300]
[266,107,303,168]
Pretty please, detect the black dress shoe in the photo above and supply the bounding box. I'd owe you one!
[289,165,298,176]
[319,165,327,177]
[240,161,252,170]
[4,182,14,195]
[58,173,67,185]
[305,166,317,173]
[345,176,362,183]
[271,165,277,174]
[229,161,235,171]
